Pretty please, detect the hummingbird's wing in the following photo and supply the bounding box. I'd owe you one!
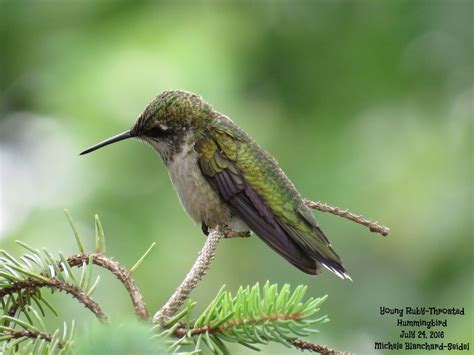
[196,122,350,279]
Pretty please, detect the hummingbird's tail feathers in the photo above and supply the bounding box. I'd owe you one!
[321,262,352,281]
[313,226,352,280]
[279,222,351,280]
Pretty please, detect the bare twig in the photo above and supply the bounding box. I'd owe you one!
[67,253,149,320]
[0,278,107,322]
[289,338,349,354]
[153,229,223,324]
[304,199,390,236]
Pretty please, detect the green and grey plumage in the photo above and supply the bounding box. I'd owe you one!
[81,90,350,280]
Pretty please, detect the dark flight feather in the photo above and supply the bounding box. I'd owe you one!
[214,170,318,274]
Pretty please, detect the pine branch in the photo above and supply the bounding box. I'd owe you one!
[304,199,390,236]
[0,316,75,354]
[158,283,342,354]
[64,212,152,319]
[0,214,158,353]
[0,278,107,322]
[0,242,108,323]
[66,253,149,319]
[1,213,154,325]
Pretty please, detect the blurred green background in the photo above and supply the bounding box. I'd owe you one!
[1,0,472,354]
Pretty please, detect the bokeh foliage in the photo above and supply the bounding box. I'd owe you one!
[1,0,472,353]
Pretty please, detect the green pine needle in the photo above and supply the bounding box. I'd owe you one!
[94,215,106,254]
[129,242,157,274]
[64,209,85,254]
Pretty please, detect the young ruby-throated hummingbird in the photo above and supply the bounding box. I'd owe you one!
[80,90,350,280]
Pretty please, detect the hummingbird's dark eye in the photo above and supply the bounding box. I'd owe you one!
[148,126,171,138]
[148,127,163,137]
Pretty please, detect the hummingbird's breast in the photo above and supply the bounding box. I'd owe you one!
[165,139,247,232]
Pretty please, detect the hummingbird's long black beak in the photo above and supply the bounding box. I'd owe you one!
[80,130,134,155]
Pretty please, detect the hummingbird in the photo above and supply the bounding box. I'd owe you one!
[80,90,350,280]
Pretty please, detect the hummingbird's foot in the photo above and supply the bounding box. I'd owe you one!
[201,222,210,236]
[217,225,251,239]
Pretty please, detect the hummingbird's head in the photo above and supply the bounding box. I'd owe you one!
[80,90,214,161]
[131,90,212,136]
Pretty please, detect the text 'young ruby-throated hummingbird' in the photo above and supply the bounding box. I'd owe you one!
[80,90,351,280]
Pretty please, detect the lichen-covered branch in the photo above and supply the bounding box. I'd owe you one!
[153,229,223,324]
[67,253,149,320]
[304,199,390,236]
[0,278,107,322]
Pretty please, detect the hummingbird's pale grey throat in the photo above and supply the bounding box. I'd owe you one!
[80,90,351,280]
